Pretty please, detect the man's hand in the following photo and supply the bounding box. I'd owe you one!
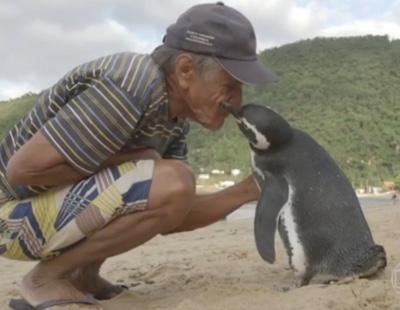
[240,174,262,202]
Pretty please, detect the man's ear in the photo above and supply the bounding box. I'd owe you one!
[175,54,196,90]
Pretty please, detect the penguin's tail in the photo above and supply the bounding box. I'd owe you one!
[306,245,386,285]
[357,244,387,278]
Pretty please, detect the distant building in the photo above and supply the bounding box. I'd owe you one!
[211,169,225,175]
[383,181,395,191]
[219,180,235,188]
[198,174,210,180]
[231,169,241,176]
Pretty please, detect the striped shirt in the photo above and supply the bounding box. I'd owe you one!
[0,52,189,200]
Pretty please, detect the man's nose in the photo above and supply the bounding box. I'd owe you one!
[230,88,243,108]
[230,96,242,109]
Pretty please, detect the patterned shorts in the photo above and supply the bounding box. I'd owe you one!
[0,160,154,261]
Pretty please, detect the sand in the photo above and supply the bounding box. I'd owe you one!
[0,204,399,310]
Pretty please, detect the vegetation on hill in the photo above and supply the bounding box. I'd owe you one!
[0,93,36,140]
[190,35,400,187]
[1,35,399,187]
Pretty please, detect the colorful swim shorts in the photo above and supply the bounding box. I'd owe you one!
[0,160,154,261]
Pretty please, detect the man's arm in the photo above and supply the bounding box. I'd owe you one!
[6,131,160,187]
[167,175,260,233]
[6,131,85,187]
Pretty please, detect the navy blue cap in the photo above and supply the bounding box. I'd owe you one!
[163,2,278,85]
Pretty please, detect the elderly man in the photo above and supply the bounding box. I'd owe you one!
[0,2,277,309]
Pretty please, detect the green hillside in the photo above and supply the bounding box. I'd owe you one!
[1,35,399,186]
[190,35,400,186]
[0,93,37,139]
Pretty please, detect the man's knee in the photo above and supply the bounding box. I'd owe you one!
[148,160,195,230]
[157,159,195,196]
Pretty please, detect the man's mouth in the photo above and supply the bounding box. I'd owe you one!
[222,102,240,119]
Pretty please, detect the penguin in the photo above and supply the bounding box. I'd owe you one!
[223,102,387,285]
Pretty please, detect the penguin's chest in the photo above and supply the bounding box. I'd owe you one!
[278,188,308,276]
[250,150,309,276]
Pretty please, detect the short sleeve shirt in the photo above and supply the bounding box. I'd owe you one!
[0,52,189,200]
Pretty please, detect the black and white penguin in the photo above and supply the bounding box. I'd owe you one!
[224,102,386,285]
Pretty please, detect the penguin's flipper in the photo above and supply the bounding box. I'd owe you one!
[254,172,289,264]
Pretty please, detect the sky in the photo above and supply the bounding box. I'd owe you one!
[1,0,400,100]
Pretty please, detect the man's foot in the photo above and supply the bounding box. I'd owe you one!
[20,266,99,308]
[69,268,127,300]
[9,297,97,310]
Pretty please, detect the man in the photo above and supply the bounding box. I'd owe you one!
[0,2,277,309]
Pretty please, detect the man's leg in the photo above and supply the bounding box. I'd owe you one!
[20,160,195,306]
[69,174,260,299]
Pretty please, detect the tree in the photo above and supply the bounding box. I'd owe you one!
[394,175,400,191]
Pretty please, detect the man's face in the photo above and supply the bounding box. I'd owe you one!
[184,63,242,131]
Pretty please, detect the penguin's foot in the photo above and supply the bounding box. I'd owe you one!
[309,274,357,286]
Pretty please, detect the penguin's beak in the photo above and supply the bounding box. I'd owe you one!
[222,102,241,119]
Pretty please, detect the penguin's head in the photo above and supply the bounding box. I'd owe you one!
[223,102,293,150]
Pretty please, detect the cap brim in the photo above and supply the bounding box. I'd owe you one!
[216,58,278,85]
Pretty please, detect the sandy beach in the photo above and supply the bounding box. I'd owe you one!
[0,203,399,310]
